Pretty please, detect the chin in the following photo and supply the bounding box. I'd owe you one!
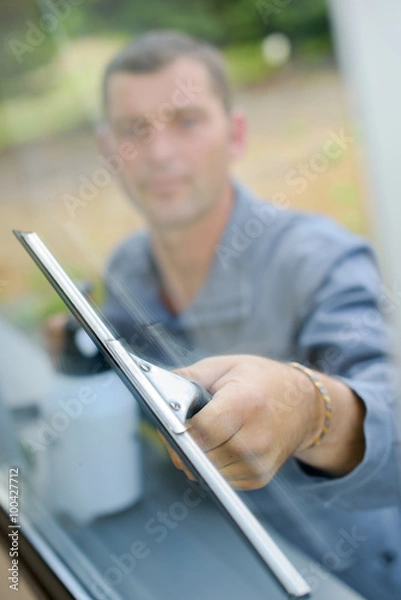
[153,212,200,230]
[147,194,205,227]
[154,205,209,230]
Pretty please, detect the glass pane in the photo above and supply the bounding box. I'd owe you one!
[1,2,399,600]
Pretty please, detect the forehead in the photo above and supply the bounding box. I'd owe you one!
[106,57,219,120]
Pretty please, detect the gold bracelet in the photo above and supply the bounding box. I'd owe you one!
[288,362,332,448]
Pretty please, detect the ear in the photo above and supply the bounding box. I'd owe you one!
[227,108,247,162]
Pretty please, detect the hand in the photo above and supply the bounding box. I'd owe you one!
[159,355,324,490]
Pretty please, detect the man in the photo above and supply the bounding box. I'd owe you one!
[51,31,400,598]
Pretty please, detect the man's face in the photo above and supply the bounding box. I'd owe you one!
[105,57,244,230]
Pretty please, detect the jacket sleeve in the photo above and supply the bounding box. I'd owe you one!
[288,231,401,510]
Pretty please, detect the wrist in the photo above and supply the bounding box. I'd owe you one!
[288,364,328,453]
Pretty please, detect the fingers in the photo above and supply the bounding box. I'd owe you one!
[167,447,195,480]
[163,355,282,491]
[219,454,278,489]
[174,355,246,394]
[202,434,256,470]
[159,427,271,489]
[157,430,195,480]
[42,312,69,364]
[174,355,252,452]
[201,432,277,489]
[156,430,168,447]
[187,381,244,451]
[158,426,276,490]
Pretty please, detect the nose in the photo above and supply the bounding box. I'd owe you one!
[145,126,177,165]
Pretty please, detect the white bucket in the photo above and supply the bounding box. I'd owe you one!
[35,370,142,523]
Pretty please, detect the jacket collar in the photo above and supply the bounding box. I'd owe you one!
[128,181,257,327]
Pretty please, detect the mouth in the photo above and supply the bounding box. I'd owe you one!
[148,177,187,195]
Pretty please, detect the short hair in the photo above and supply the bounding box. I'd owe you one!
[102,30,233,114]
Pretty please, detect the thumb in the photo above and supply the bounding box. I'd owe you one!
[174,356,239,392]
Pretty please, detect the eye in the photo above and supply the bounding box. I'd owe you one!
[121,128,137,138]
[126,125,144,138]
[179,115,199,128]
[116,121,150,139]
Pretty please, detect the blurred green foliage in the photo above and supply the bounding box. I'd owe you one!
[225,41,272,86]
[1,0,331,87]
[0,0,331,149]
[5,264,105,329]
[78,0,330,47]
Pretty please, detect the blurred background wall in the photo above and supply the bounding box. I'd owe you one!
[328,0,401,393]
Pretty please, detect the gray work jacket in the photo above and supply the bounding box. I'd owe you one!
[102,182,401,600]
